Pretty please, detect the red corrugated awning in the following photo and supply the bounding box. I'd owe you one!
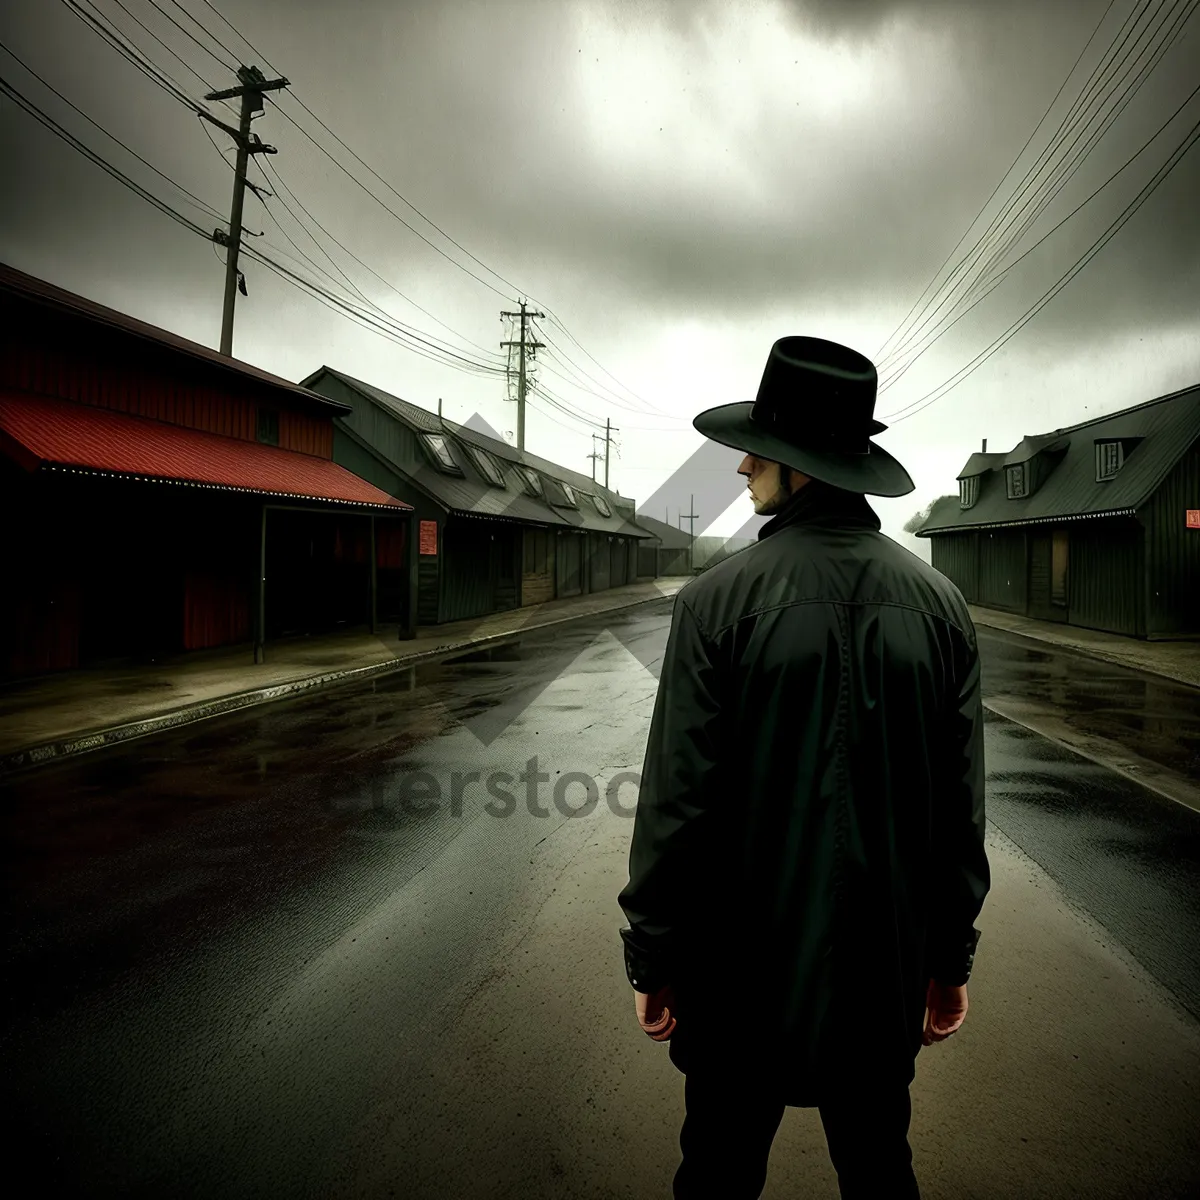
[0,391,410,510]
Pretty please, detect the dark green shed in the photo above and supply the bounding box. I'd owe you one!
[918,383,1199,639]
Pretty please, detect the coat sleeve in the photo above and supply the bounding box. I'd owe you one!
[925,620,991,986]
[617,593,725,993]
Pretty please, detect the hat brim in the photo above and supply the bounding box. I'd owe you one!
[693,402,915,498]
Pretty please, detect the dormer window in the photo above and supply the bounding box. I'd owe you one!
[591,494,612,517]
[959,477,979,509]
[467,445,507,488]
[560,483,578,506]
[421,433,462,474]
[1096,440,1124,481]
[1006,463,1029,499]
[517,466,543,497]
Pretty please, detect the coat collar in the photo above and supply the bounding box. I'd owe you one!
[757,479,882,540]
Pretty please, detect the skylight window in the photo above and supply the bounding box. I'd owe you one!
[468,446,507,488]
[560,483,578,506]
[1096,440,1124,481]
[421,433,460,473]
[592,494,611,517]
[517,466,543,497]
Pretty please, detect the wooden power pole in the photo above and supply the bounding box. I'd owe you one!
[603,417,619,490]
[500,300,545,451]
[202,65,289,356]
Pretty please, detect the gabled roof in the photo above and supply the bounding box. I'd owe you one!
[920,383,1199,536]
[305,366,652,538]
[631,513,694,549]
[0,262,350,417]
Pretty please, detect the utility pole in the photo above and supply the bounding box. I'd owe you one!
[588,434,604,482]
[202,65,289,356]
[500,299,545,451]
[681,494,698,573]
[603,417,619,490]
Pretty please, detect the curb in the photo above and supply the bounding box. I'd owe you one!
[972,616,1200,692]
[0,589,680,778]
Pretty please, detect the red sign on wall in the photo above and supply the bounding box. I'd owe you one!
[419,520,438,555]
[1188,510,1200,529]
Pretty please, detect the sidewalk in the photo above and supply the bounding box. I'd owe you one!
[968,605,1200,689]
[0,578,688,774]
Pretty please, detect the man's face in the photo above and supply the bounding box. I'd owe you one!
[738,455,808,514]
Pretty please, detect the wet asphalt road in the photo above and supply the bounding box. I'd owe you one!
[2,598,1199,1198]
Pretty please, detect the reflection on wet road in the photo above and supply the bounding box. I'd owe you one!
[2,598,1198,1195]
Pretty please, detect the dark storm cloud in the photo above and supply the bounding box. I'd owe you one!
[2,0,1197,361]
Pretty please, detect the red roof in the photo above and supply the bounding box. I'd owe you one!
[0,391,410,510]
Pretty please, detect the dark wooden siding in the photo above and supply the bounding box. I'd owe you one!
[1068,520,1144,637]
[418,560,439,624]
[929,531,979,603]
[2,309,333,455]
[440,522,493,622]
[1027,529,1068,623]
[978,529,1027,613]
[587,532,610,592]
[1142,437,1200,637]
[556,531,584,597]
[493,527,519,612]
[610,537,628,587]
[637,543,658,578]
[521,527,555,606]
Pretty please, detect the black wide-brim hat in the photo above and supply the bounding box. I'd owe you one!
[693,336,914,497]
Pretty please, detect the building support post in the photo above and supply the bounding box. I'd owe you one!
[369,514,378,636]
[255,502,267,664]
[402,515,418,640]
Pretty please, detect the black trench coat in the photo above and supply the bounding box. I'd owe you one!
[618,481,990,1105]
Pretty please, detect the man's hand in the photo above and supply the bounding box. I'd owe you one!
[922,979,968,1045]
[634,985,677,1041]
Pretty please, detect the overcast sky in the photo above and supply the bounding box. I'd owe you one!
[2,0,1197,553]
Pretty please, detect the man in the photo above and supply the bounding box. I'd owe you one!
[617,336,990,1198]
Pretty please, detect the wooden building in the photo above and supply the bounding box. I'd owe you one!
[629,513,696,577]
[0,264,412,678]
[300,367,655,625]
[918,383,1199,639]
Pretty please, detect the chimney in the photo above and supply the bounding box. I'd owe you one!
[982,438,987,452]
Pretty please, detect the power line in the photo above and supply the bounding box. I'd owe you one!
[253,153,507,364]
[189,0,676,422]
[877,77,1200,395]
[100,0,222,98]
[0,73,213,237]
[873,0,1122,363]
[879,0,1196,389]
[879,113,1200,425]
[162,0,242,66]
[0,38,227,226]
[57,0,210,114]
[142,0,237,72]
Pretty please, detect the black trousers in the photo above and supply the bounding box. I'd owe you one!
[671,1065,920,1199]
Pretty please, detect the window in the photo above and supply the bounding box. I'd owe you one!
[1096,440,1124,481]
[467,446,507,488]
[959,477,979,509]
[257,407,279,446]
[559,482,578,506]
[517,466,543,497]
[1006,463,1028,499]
[591,494,612,517]
[421,433,461,473]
